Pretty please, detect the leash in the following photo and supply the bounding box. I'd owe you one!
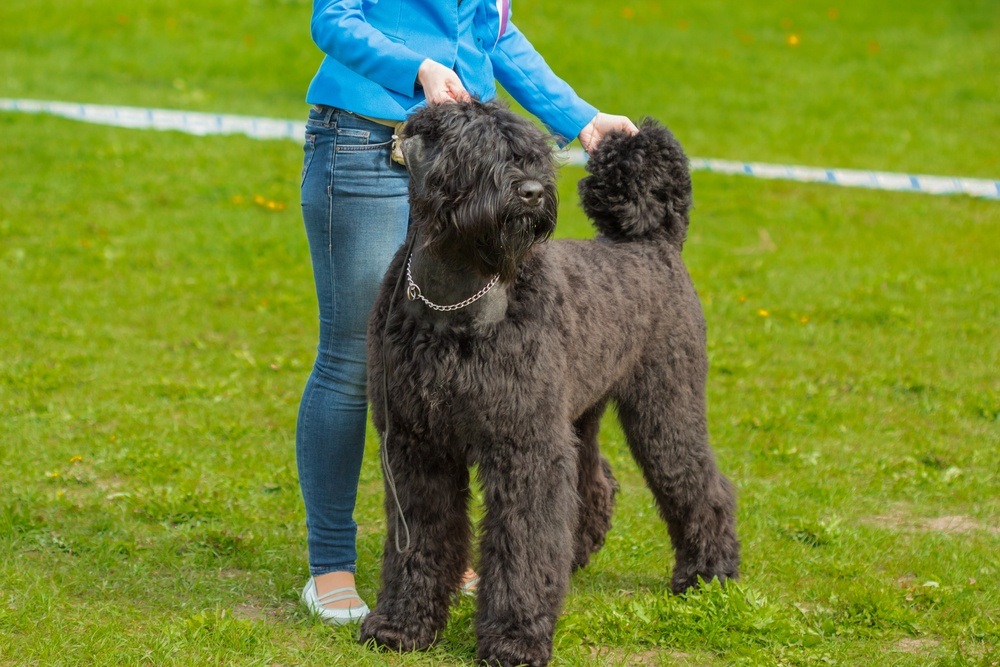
[379,230,417,554]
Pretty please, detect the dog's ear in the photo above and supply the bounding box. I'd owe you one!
[401,134,429,193]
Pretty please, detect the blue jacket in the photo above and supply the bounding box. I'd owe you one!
[306,0,599,145]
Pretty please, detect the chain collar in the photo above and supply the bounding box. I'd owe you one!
[405,255,500,312]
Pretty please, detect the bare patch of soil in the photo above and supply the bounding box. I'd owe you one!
[863,511,999,535]
[894,638,940,654]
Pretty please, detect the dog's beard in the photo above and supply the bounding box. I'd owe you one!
[474,211,554,282]
[420,190,556,282]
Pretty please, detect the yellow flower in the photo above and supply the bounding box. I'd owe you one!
[69,455,83,464]
[758,309,770,317]
[787,33,801,47]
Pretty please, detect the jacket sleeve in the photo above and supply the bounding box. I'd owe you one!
[489,20,599,146]
[310,0,426,98]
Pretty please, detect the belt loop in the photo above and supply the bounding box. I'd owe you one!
[313,104,337,127]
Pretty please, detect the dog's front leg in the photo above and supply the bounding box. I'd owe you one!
[474,429,578,667]
[360,439,471,652]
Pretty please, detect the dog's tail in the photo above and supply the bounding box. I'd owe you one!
[578,119,692,248]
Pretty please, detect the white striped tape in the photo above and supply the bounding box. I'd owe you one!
[688,157,1000,199]
[3,98,997,200]
[0,98,299,142]
[556,150,999,200]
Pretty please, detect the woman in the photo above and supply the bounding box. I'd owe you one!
[296,0,637,625]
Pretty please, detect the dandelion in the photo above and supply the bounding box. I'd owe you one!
[69,455,83,464]
[800,316,810,324]
[787,33,801,46]
[252,195,286,211]
[758,309,769,317]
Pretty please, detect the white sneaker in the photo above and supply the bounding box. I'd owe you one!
[301,577,370,625]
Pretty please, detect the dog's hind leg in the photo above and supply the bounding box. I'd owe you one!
[572,401,618,570]
[615,356,740,594]
[475,425,578,667]
[359,441,471,652]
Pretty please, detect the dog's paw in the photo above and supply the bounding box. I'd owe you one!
[477,635,553,667]
[670,555,740,595]
[359,610,437,652]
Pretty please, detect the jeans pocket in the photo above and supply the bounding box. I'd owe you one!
[334,127,372,148]
[335,138,394,153]
[301,133,318,188]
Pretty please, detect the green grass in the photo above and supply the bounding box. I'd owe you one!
[1,0,998,665]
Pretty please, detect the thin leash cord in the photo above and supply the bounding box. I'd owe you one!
[380,229,418,554]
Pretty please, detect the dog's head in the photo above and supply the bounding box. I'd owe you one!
[402,100,558,282]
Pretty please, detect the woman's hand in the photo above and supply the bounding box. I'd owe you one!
[418,59,472,105]
[578,112,639,153]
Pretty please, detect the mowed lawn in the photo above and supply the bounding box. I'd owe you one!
[1,1,998,665]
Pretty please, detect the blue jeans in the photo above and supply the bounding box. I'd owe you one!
[296,105,410,576]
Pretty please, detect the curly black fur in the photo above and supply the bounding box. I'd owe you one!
[579,118,692,247]
[360,100,739,667]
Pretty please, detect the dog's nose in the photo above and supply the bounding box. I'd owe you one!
[518,181,545,206]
